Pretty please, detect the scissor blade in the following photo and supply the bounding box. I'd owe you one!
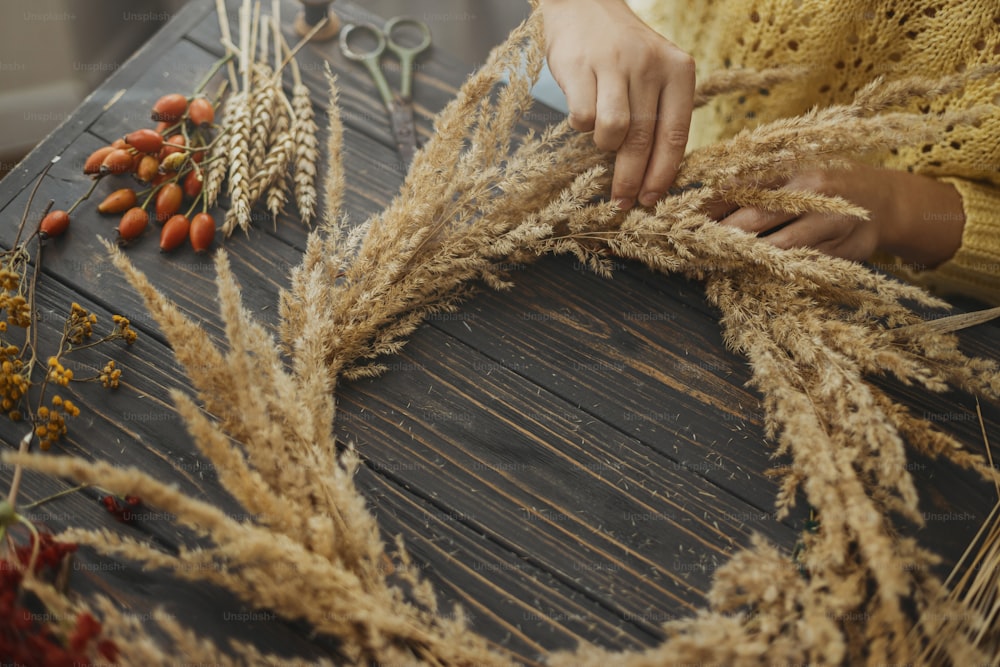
[390,100,418,169]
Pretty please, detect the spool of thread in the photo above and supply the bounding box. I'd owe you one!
[294,0,340,41]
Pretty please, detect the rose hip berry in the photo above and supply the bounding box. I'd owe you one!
[39,210,70,238]
[159,214,190,252]
[151,93,188,122]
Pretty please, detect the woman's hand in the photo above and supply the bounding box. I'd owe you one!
[706,163,966,268]
[539,0,695,209]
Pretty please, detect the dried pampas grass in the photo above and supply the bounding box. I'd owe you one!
[5,3,1000,665]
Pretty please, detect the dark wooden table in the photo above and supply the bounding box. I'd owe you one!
[2,0,999,663]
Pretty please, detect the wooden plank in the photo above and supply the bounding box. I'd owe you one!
[334,326,801,634]
[424,254,1000,571]
[3,0,998,660]
[362,468,662,661]
[424,255,786,511]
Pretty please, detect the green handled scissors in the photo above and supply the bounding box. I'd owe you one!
[339,17,432,167]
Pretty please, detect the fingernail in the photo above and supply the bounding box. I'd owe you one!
[615,197,634,210]
[639,192,661,207]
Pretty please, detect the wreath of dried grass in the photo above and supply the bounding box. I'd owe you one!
[5,6,1000,665]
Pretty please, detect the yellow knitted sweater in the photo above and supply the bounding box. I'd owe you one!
[628,0,1000,304]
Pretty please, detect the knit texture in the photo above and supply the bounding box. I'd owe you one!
[629,0,1000,304]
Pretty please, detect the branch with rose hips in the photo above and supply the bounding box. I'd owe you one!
[72,84,226,253]
[47,1,325,251]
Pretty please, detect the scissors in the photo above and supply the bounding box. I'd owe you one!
[339,17,432,167]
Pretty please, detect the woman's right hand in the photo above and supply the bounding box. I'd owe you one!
[539,0,696,209]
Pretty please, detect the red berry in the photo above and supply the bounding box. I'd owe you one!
[151,93,188,122]
[124,128,164,154]
[182,169,203,199]
[100,148,134,175]
[159,133,186,160]
[189,212,216,253]
[39,210,70,238]
[117,207,148,244]
[97,188,137,214]
[155,183,183,222]
[187,96,215,126]
[159,214,190,252]
[83,146,114,174]
[135,155,159,184]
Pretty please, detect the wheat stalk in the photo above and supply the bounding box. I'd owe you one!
[291,73,319,226]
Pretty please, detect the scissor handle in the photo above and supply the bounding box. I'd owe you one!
[339,22,386,61]
[340,23,395,108]
[383,17,431,100]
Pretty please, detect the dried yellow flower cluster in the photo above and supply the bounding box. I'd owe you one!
[0,349,28,421]
[110,315,137,346]
[34,396,79,451]
[65,303,97,345]
[46,357,73,387]
[1,231,134,452]
[99,361,122,389]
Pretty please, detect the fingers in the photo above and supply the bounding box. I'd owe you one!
[605,52,696,209]
[594,76,632,153]
[540,0,696,210]
[606,79,654,208]
[720,207,796,236]
[701,197,737,221]
[638,56,695,207]
[562,70,598,133]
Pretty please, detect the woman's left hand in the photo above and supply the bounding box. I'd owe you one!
[704,162,966,268]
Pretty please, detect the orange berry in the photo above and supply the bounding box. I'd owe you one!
[159,214,190,252]
[159,133,186,160]
[97,188,138,214]
[40,210,70,238]
[135,155,159,184]
[124,128,164,154]
[187,96,215,126]
[189,212,216,253]
[83,146,114,175]
[117,207,148,244]
[100,148,134,175]
[182,169,203,199]
[151,93,188,123]
[154,183,183,223]
[111,138,129,150]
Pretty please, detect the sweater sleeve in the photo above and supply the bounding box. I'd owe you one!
[900,178,1000,305]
